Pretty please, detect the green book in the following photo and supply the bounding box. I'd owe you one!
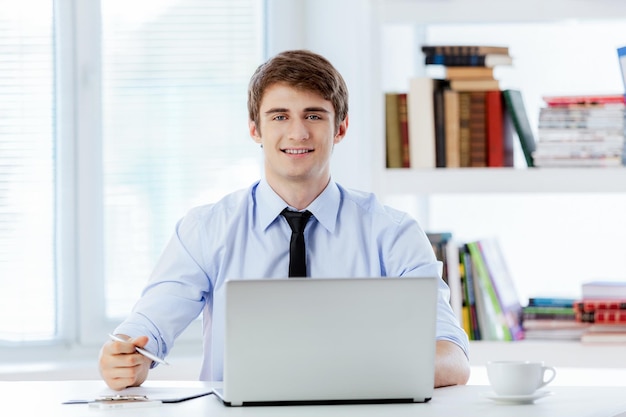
[466,241,512,341]
[503,89,536,167]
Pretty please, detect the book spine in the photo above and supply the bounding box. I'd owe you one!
[445,239,463,322]
[445,66,495,80]
[422,46,509,56]
[485,90,505,167]
[444,89,461,168]
[384,93,403,168]
[425,54,488,66]
[503,89,536,167]
[461,244,481,340]
[528,297,576,308]
[543,94,625,106]
[618,46,626,94]
[469,92,487,167]
[458,92,472,167]
[433,81,448,167]
[578,309,626,324]
[523,306,576,316]
[574,300,626,312]
[397,93,411,168]
[522,312,577,321]
[408,77,437,168]
[458,248,472,338]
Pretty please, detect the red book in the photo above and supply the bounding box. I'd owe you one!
[574,299,626,313]
[485,90,504,167]
[543,94,625,107]
[578,308,626,324]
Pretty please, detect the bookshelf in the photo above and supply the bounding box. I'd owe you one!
[373,0,626,199]
[371,0,626,367]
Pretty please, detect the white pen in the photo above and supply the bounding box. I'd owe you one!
[108,333,170,366]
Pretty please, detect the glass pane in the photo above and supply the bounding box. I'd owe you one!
[0,1,56,341]
[101,0,263,318]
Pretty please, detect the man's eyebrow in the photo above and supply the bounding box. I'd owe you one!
[304,107,330,113]
[264,107,289,115]
[264,106,331,115]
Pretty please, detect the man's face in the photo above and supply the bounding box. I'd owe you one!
[249,82,347,187]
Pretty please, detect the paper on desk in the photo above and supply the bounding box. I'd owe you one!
[63,383,213,404]
[110,385,212,403]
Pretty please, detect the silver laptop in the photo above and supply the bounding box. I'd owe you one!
[213,277,438,406]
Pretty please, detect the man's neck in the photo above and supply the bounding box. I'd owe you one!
[267,176,330,211]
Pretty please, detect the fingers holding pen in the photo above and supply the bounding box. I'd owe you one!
[99,335,151,390]
[109,335,150,356]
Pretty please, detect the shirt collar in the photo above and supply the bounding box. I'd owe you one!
[256,178,340,233]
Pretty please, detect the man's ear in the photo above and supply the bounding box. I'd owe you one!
[333,115,349,144]
[249,120,262,144]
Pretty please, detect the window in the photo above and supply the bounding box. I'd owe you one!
[0,1,56,342]
[100,0,264,319]
[0,0,264,346]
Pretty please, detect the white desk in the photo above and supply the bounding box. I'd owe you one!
[3,380,626,417]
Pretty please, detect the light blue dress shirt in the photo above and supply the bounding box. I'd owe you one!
[114,179,470,380]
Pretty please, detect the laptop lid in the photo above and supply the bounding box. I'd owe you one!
[215,277,438,406]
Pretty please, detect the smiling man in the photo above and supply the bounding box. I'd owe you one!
[98,49,470,391]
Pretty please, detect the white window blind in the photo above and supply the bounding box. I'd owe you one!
[101,0,263,317]
[0,2,56,341]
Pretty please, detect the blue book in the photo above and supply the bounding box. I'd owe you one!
[527,297,576,308]
[424,53,513,67]
[618,46,626,97]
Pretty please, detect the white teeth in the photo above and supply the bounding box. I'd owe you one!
[285,149,310,154]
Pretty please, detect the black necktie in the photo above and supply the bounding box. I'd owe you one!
[281,208,312,277]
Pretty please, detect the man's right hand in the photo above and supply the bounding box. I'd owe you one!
[98,335,152,391]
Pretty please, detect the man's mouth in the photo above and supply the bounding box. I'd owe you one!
[283,149,313,154]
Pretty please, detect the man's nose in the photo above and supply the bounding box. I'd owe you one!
[288,119,309,140]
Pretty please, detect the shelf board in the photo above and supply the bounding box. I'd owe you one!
[379,0,626,24]
[469,340,626,369]
[378,167,626,194]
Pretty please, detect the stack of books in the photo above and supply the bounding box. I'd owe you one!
[521,297,589,340]
[575,281,626,343]
[420,45,515,169]
[422,44,512,92]
[533,94,626,167]
[385,44,538,170]
[422,45,513,70]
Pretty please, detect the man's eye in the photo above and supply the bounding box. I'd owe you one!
[274,115,287,121]
[306,114,322,120]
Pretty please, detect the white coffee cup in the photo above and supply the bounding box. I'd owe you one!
[486,360,557,396]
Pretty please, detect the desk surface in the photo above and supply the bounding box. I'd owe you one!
[3,380,626,417]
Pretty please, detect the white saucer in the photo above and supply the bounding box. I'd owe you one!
[481,390,553,404]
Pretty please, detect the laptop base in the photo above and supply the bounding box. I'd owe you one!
[212,388,431,407]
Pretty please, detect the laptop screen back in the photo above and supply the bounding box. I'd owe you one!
[219,277,439,406]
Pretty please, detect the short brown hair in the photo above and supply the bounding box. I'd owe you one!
[247,50,349,132]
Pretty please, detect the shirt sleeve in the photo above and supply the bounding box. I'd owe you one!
[388,211,470,359]
[113,210,210,361]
